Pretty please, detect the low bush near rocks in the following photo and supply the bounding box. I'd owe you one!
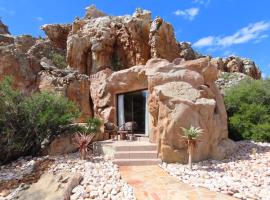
[48,52,67,69]
[225,78,270,142]
[0,76,80,164]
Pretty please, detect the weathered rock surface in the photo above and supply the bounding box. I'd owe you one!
[90,57,235,162]
[43,132,78,156]
[41,24,71,49]
[178,42,202,60]
[17,172,83,200]
[85,4,107,19]
[213,56,261,79]
[0,35,41,94]
[215,72,252,95]
[0,19,10,34]
[66,7,182,75]
[38,57,93,120]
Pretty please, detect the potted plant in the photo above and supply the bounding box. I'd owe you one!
[180,126,203,170]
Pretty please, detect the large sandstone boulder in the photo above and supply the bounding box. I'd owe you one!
[17,172,83,200]
[90,57,236,163]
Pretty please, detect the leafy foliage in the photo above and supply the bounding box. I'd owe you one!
[73,132,96,160]
[85,117,102,133]
[181,126,203,140]
[48,52,67,69]
[180,126,203,170]
[224,79,270,142]
[0,76,80,163]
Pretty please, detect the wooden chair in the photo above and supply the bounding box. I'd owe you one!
[118,121,138,140]
[104,122,118,140]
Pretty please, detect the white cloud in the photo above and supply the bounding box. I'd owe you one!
[193,36,214,47]
[192,0,211,6]
[35,17,43,22]
[193,21,270,48]
[174,7,199,20]
[0,7,15,16]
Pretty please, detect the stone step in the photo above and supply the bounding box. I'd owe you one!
[115,144,157,152]
[113,158,161,166]
[114,151,158,159]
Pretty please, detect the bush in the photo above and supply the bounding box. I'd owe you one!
[49,52,67,69]
[0,76,80,163]
[224,79,270,142]
[85,117,102,133]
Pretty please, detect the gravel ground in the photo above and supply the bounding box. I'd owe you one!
[160,141,270,200]
[49,152,136,200]
[0,152,136,200]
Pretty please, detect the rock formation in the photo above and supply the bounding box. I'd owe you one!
[89,57,236,162]
[41,24,71,49]
[215,72,252,95]
[214,56,261,79]
[38,58,93,120]
[0,19,10,34]
[0,7,263,162]
[0,34,41,94]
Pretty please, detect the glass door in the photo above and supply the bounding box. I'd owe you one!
[117,90,150,135]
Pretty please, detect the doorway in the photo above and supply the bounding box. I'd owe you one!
[117,90,150,135]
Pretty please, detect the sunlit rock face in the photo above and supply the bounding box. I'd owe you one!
[0,6,262,161]
[0,19,10,34]
[66,7,181,75]
[89,57,236,163]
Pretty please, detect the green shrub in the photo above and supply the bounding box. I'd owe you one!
[85,117,102,133]
[0,76,80,163]
[76,117,102,134]
[49,52,67,69]
[224,79,270,142]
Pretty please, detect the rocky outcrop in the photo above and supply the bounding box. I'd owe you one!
[38,58,93,120]
[90,57,235,163]
[0,19,10,34]
[41,24,71,49]
[0,35,41,94]
[66,7,181,75]
[215,72,252,95]
[85,4,107,19]
[178,42,202,60]
[149,17,179,61]
[213,56,261,79]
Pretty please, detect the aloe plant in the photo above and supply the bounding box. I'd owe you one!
[73,132,95,160]
[180,126,203,170]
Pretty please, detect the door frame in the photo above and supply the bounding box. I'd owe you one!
[116,89,150,136]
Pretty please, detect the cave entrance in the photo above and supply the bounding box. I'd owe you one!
[117,90,150,136]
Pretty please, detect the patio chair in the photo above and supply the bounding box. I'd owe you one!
[104,122,118,140]
[118,121,137,141]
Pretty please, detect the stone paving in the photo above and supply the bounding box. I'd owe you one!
[119,165,236,200]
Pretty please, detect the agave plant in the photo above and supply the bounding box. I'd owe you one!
[180,126,203,170]
[73,132,95,160]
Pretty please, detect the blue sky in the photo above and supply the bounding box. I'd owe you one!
[1,0,270,77]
